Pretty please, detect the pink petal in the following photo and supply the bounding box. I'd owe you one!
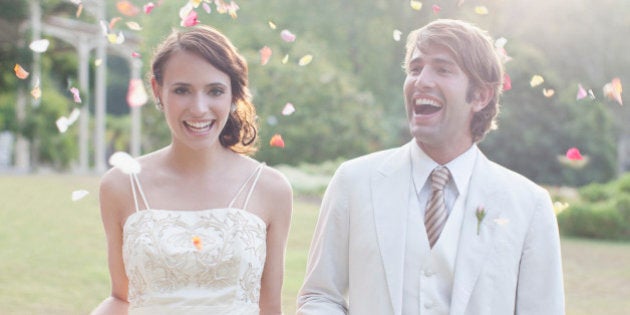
[432,4,441,14]
[576,84,587,100]
[127,78,148,107]
[181,10,199,27]
[131,51,141,58]
[502,73,512,91]
[70,87,82,103]
[566,147,583,161]
[143,2,155,14]
[281,29,296,42]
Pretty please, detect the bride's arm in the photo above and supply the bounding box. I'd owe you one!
[258,167,294,315]
[91,170,131,315]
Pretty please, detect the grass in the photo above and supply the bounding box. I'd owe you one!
[1,174,629,314]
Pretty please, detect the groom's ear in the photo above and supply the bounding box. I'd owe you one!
[471,85,494,112]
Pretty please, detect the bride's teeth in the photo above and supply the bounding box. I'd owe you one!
[186,121,211,129]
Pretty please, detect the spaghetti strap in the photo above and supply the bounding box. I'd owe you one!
[129,173,151,212]
[228,163,265,210]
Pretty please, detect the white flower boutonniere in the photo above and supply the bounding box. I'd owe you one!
[475,206,486,236]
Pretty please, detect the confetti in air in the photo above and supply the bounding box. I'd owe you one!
[29,39,50,53]
[56,108,81,133]
[269,134,285,148]
[127,79,148,107]
[529,75,544,87]
[502,73,512,91]
[558,147,589,169]
[70,87,82,103]
[393,29,402,42]
[71,190,89,201]
[474,6,489,15]
[126,21,142,31]
[298,54,313,66]
[603,77,623,106]
[576,84,587,100]
[260,46,272,65]
[410,0,423,11]
[432,5,441,14]
[543,88,555,98]
[116,0,140,16]
[143,2,155,14]
[280,29,296,42]
[14,64,29,79]
[109,151,141,174]
[282,103,295,116]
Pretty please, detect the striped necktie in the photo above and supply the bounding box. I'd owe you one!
[425,166,451,248]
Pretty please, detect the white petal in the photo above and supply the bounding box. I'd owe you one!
[108,151,141,174]
[71,189,89,201]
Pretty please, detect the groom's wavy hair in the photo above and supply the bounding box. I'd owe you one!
[151,24,258,154]
[404,19,504,143]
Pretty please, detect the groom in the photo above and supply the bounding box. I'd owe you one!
[297,19,565,314]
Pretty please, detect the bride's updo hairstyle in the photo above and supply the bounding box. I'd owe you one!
[151,25,258,154]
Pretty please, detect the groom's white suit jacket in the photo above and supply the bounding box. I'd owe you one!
[297,142,565,315]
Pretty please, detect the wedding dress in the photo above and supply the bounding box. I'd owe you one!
[122,164,266,314]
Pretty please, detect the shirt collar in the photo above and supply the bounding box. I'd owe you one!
[410,141,479,195]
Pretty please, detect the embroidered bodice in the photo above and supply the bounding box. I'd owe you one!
[122,164,267,314]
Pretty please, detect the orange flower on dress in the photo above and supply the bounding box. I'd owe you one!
[192,236,203,250]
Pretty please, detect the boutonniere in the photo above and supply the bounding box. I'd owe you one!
[475,205,486,235]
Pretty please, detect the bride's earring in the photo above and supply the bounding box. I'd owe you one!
[230,103,237,113]
[155,99,164,111]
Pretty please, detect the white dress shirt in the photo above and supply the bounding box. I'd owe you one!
[402,142,478,314]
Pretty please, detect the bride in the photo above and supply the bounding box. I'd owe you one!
[91,24,293,315]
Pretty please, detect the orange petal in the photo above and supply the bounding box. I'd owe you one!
[270,134,285,148]
[116,0,140,16]
[260,46,272,65]
[14,64,29,79]
[192,236,203,250]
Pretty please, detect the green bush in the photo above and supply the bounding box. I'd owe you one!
[558,173,630,241]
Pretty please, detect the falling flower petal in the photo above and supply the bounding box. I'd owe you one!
[260,46,272,65]
[566,147,583,160]
[126,21,142,30]
[270,134,285,148]
[530,75,544,87]
[71,189,89,201]
[298,54,313,66]
[143,2,155,14]
[588,89,595,99]
[432,4,441,14]
[393,29,402,42]
[56,117,70,133]
[29,39,50,53]
[474,6,489,14]
[190,0,202,8]
[179,2,194,20]
[127,78,148,107]
[553,201,569,215]
[576,84,587,100]
[202,2,211,13]
[282,103,295,116]
[109,17,122,29]
[31,86,41,100]
[132,51,141,58]
[181,10,199,27]
[99,20,109,36]
[543,88,555,98]
[109,151,141,174]
[282,54,289,64]
[95,59,102,67]
[495,37,507,48]
[268,21,276,29]
[76,3,83,17]
[116,0,140,16]
[502,73,512,91]
[192,236,203,250]
[14,64,29,79]
[281,29,296,42]
[67,108,80,125]
[410,0,423,10]
[107,33,117,44]
[603,77,623,105]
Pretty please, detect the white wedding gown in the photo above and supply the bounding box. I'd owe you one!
[122,164,266,314]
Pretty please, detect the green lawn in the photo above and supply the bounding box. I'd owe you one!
[1,174,629,314]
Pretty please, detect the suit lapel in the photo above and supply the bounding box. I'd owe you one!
[450,151,507,315]
[371,143,412,315]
